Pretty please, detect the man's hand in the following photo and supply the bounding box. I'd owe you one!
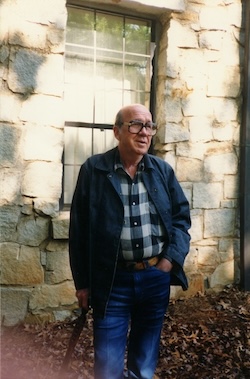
[156,257,173,273]
[76,288,89,310]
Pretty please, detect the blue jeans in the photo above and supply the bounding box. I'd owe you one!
[93,266,171,379]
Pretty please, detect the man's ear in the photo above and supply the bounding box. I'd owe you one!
[113,125,120,141]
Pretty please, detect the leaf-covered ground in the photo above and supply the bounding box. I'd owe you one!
[1,285,250,379]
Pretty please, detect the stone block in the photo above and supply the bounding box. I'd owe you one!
[176,142,206,160]
[169,19,198,49]
[9,19,47,50]
[35,54,64,96]
[204,152,238,175]
[45,250,72,284]
[0,124,22,167]
[23,125,63,162]
[48,27,66,54]
[179,50,207,90]
[8,49,46,95]
[0,243,44,285]
[189,210,203,242]
[224,175,239,199]
[193,182,223,209]
[0,169,22,205]
[0,93,22,123]
[34,198,59,218]
[17,215,50,246]
[163,123,189,143]
[212,98,238,123]
[52,212,70,239]
[1,288,31,326]
[207,64,241,98]
[29,281,76,312]
[184,246,198,272]
[197,245,220,269]
[189,117,213,143]
[204,209,235,238]
[212,123,234,142]
[200,7,228,31]
[182,92,213,117]
[176,157,203,182]
[165,99,183,123]
[20,94,64,127]
[209,260,236,289]
[199,31,224,51]
[8,49,64,96]
[0,205,20,242]
[8,0,67,28]
[21,161,62,198]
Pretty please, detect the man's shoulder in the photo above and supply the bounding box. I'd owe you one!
[84,147,116,170]
[146,153,173,172]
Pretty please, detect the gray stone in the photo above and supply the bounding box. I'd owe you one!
[176,158,203,182]
[163,123,189,143]
[209,261,236,289]
[52,212,70,239]
[0,169,22,205]
[204,209,235,238]
[8,49,46,95]
[0,124,22,167]
[1,288,31,326]
[204,152,238,175]
[45,250,72,284]
[0,205,20,242]
[189,210,203,242]
[34,198,59,218]
[17,215,50,246]
[193,182,223,209]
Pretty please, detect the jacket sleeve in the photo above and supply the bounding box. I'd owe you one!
[162,165,191,269]
[69,164,90,290]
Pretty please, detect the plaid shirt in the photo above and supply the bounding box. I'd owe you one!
[115,157,166,262]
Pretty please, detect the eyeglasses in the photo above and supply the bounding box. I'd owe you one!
[123,120,158,136]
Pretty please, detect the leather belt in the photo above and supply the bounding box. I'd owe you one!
[117,256,160,271]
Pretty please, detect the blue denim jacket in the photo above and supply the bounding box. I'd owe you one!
[69,147,191,317]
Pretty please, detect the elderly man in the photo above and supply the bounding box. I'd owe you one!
[69,103,191,379]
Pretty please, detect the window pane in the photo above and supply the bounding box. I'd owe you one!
[125,18,151,55]
[64,126,92,165]
[96,13,123,51]
[93,129,117,154]
[66,8,94,46]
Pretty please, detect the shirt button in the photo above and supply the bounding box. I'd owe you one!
[132,202,136,205]
[136,244,139,248]
[134,222,137,225]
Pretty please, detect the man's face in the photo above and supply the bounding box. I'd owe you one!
[114,105,153,158]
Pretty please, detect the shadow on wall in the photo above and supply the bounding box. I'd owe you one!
[9,44,46,99]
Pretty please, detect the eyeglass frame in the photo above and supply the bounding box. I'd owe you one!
[122,120,158,136]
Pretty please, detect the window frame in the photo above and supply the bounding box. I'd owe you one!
[62,3,157,209]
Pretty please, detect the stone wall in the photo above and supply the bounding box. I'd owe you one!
[0,0,244,326]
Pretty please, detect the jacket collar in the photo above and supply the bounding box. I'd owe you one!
[94,147,154,173]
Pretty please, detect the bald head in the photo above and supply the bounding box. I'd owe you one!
[114,104,152,127]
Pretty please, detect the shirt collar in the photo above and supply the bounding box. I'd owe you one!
[114,150,145,172]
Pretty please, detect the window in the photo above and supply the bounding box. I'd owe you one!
[63,5,156,206]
